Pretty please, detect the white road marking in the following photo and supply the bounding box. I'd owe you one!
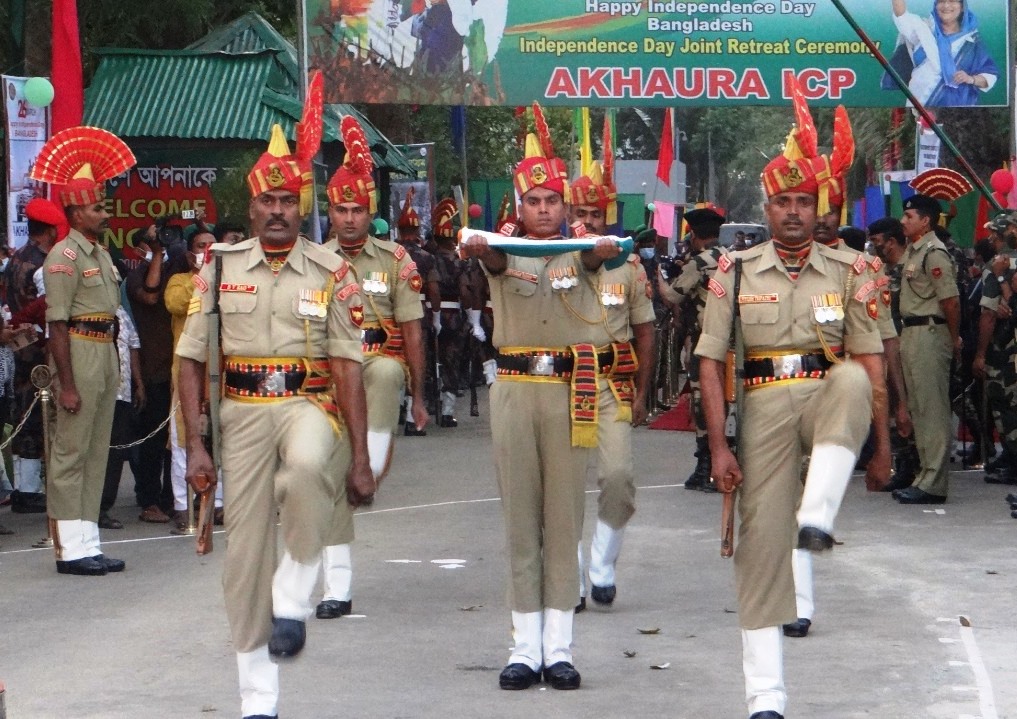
[958,621,998,719]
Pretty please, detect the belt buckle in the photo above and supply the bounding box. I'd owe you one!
[258,371,286,394]
[778,354,803,376]
[528,355,555,376]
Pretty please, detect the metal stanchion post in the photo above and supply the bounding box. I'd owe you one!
[170,485,198,536]
[30,366,53,549]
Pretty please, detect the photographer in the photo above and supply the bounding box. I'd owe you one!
[125,222,175,523]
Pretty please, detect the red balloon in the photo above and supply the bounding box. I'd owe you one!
[990,169,1014,194]
[468,203,483,219]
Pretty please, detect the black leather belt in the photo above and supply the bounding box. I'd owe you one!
[224,369,324,394]
[71,320,114,334]
[496,350,615,376]
[743,352,834,381]
[901,315,946,327]
[362,328,387,345]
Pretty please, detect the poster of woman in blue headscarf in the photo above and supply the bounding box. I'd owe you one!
[888,0,999,106]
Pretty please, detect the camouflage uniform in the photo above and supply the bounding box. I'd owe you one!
[980,272,1017,475]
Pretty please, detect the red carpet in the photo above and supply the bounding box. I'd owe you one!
[649,393,695,431]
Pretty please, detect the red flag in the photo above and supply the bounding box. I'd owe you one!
[656,108,674,186]
[51,0,84,132]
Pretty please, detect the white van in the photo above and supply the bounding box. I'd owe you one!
[718,222,769,249]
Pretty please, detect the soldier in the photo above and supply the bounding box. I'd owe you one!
[658,208,727,492]
[973,213,1017,484]
[461,103,622,692]
[318,116,429,620]
[31,127,136,576]
[696,134,886,718]
[394,188,439,434]
[428,198,469,426]
[177,118,373,719]
[893,194,960,505]
[569,152,656,609]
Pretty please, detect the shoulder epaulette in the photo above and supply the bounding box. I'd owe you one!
[627,253,640,265]
[717,253,734,273]
[213,238,254,253]
[869,256,883,273]
[851,254,868,275]
[303,239,344,272]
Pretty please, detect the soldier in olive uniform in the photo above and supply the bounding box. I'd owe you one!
[461,105,622,692]
[318,116,429,621]
[569,158,656,609]
[658,208,727,492]
[697,147,886,719]
[893,194,960,504]
[31,127,137,576]
[177,123,373,719]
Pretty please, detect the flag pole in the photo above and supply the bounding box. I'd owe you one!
[829,0,1000,210]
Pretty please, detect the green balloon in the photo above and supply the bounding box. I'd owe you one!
[24,77,54,108]
[646,202,656,213]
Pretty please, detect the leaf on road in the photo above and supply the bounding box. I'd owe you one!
[650,662,671,670]
[459,605,483,611]
[959,616,971,627]
[637,627,661,635]
[623,650,637,658]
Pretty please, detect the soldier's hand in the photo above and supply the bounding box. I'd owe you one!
[710,446,743,493]
[630,399,648,427]
[865,446,892,491]
[411,400,430,433]
[972,355,987,380]
[59,386,81,415]
[185,446,215,494]
[346,463,377,508]
[459,235,489,258]
[470,323,486,342]
[895,404,913,438]
[996,302,1011,320]
[593,237,621,260]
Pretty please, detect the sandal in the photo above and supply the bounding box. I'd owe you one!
[98,512,124,530]
[138,505,171,523]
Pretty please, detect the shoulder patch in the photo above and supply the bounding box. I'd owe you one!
[866,297,879,319]
[192,274,209,293]
[48,264,74,276]
[707,277,726,298]
[399,261,418,280]
[336,282,360,302]
[717,254,733,273]
[409,273,423,293]
[852,255,868,275]
[854,279,877,302]
[869,256,883,273]
[349,303,364,327]
[627,253,640,265]
[393,244,407,260]
[63,247,77,261]
[931,266,943,279]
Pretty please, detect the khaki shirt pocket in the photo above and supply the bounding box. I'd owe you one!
[81,271,104,288]
[505,276,538,297]
[219,292,258,341]
[739,302,779,325]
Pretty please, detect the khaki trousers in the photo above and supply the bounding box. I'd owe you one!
[900,324,952,496]
[491,380,589,613]
[594,380,636,529]
[220,397,350,652]
[735,361,871,629]
[48,339,118,521]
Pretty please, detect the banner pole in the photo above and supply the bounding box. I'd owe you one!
[829,0,1000,210]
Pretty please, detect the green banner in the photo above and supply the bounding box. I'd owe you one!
[306,0,1009,107]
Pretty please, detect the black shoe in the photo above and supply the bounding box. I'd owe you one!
[879,474,913,493]
[683,474,705,490]
[685,437,712,490]
[499,663,541,690]
[895,486,947,505]
[782,618,811,637]
[797,526,833,552]
[575,597,586,613]
[470,400,479,417]
[1011,509,1017,519]
[1006,493,1017,504]
[984,470,1017,485]
[403,422,427,437]
[591,584,616,605]
[986,450,1010,474]
[91,554,125,572]
[543,661,581,690]
[268,618,306,658]
[439,415,458,428]
[10,490,47,514]
[243,715,278,719]
[749,712,784,719]
[56,557,107,576]
[97,512,124,530]
[316,599,352,619]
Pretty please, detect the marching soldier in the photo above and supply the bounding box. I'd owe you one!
[32,127,136,576]
[658,207,727,492]
[893,194,960,504]
[461,103,621,692]
[318,115,429,620]
[428,198,469,426]
[177,113,373,718]
[569,147,656,609]
[696,122,886,719]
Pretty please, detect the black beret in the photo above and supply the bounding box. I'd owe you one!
[902,194,942,221]
[682,208,725,231]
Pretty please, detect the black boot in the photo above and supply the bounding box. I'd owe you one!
[10,490,47,514]
[986,448,1010,474]
[684,437,714,491]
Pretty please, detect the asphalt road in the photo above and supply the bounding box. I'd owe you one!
[1,391,1014,719]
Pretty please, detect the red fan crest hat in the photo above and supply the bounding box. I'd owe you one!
[397,186,420,229]
[327,115,377,214]
[432,198,459,239]
[513,102,569,199]
[30,126,136,207]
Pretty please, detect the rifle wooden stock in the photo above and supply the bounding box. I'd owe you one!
[721,489,735,558]
[195,473,216,555]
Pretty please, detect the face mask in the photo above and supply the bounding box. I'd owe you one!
[639,248,655,260]
[193,252,204,269]
[0,258,8,272]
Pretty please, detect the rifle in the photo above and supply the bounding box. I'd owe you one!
[196,255,223,555]
[720,258,743,558]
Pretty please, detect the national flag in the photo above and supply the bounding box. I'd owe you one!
[51,0,84,132]
[656,108,674,186]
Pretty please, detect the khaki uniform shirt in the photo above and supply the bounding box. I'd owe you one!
[175,237,363,363]
[833,239,898,342]
[899,231,959,318]
[587,253,656,346]
[696,241,883,362]
[485,251,604,349]
[43,229,121,322]
[324,236,424,325]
